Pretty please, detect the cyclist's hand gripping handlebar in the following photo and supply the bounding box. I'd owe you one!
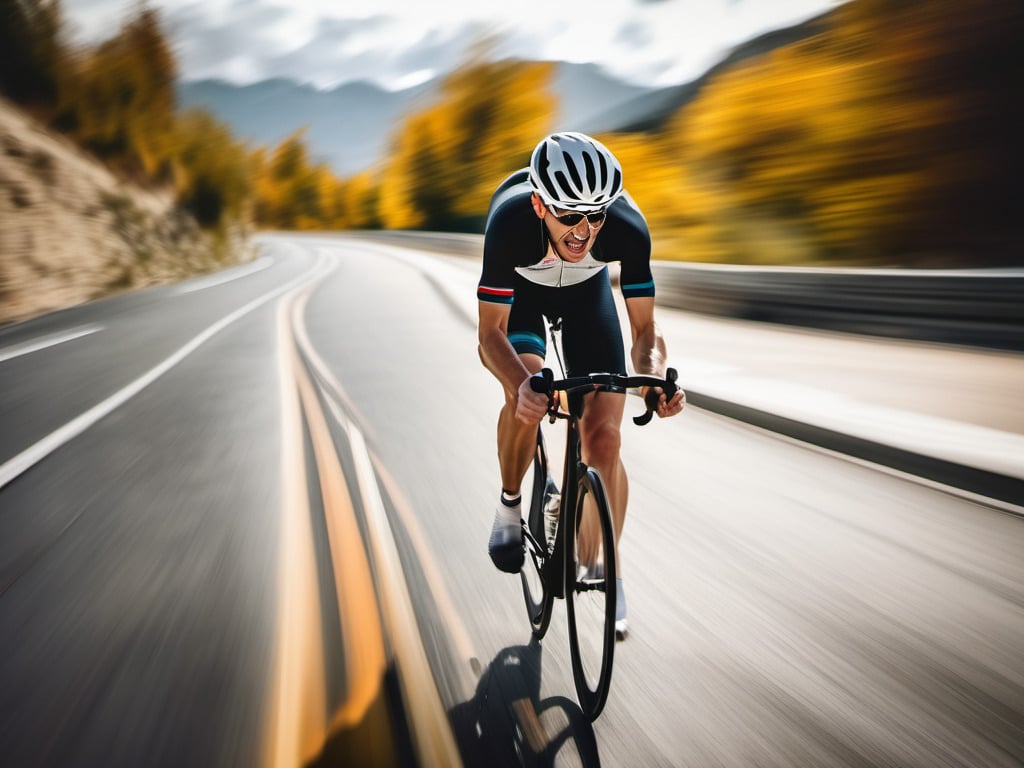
[634,368,679,426]
[529,368,554,402]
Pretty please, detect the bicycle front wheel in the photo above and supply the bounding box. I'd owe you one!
[520,428,554,638]
[565,465,617,720]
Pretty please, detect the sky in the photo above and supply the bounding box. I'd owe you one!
[62,0,840,91]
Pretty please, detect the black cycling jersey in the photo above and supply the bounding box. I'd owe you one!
[477,169,655,307]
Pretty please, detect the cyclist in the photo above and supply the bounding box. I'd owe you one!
[477,132,685,638]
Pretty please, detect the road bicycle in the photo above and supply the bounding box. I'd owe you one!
[520,318,679,720]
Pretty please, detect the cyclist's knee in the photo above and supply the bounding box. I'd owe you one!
[583,421,621,465]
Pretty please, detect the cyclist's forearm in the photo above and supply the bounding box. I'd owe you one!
[630,322,668,378]
[479,329,531,393]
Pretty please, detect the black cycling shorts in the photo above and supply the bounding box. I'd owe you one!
[506,269,626,376]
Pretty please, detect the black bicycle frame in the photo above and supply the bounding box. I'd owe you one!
[542,392,588,601]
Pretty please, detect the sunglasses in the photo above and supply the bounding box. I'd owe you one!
[550,208,607,227]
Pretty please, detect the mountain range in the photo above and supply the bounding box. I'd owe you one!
[177,10,829,177]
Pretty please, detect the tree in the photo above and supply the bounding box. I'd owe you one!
[379,55,556,231]
[173,108,251,229]
[0,0,64,106]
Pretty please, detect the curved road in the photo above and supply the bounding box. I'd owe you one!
[0,233,1021,767]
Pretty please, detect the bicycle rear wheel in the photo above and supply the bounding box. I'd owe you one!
[520,428,554,638]
[565,465,617,720]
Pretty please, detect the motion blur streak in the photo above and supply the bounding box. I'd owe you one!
[0,324,102,363]
[264,270,462,767]
[268,270,403,767]
[0,259,326,491]
[292,278,464,767]
[347,423,464,768]
[267,278,332,768]
[292,284,478,675]
[292,287,388,725]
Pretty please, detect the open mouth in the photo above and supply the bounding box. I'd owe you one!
[563,232,589,257]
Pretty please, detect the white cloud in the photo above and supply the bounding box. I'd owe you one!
[61,0,838,89]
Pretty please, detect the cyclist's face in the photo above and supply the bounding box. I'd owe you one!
[543,205,605,263]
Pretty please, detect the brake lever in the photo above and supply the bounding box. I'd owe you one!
[632,368,678,426]
[529,368,555,415]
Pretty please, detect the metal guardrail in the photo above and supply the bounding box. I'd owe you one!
[356,231,1024,352]
[651,262,1024,352]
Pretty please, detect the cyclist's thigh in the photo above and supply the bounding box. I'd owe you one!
[559,270,626,377]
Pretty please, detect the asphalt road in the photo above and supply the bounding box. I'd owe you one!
[0,233,1021,767]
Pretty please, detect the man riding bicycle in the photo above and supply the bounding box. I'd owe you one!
[477,132,685,639]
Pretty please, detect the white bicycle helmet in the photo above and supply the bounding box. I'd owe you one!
[529,132,624,212]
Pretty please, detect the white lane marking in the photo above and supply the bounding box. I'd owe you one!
[0,325,103,363]
[177,256,274,294]
[0,256,331,492]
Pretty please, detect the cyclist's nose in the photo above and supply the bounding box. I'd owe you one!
[572,218,593,236]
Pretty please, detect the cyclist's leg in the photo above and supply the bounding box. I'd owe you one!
[495,351,544,494]
[493,276,549,495]
[485,278,548,572]
[578,392,627,546]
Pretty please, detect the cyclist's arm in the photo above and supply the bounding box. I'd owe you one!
[625,296,685,417]
[478,301,527,392]
[478,301,548,422]
[624,297,667,377]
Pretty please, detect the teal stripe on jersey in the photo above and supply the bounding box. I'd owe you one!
[507,331,546,356]
[621,279,655,299]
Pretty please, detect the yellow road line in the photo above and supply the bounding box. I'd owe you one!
[267,285,329,768]
[294,287,478,683]
[267,268,388,768]
[291,275,466,767]
[291,289,387,732]
[348,424,464,768]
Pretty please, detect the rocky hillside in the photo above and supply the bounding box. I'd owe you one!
[0,97,248,326]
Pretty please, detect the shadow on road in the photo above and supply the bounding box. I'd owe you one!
[450,637,601,767]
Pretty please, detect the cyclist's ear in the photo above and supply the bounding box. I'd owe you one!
[530,193,547,219]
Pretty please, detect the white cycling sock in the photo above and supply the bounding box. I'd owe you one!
[491,492,521,541]
[497,492,521,521]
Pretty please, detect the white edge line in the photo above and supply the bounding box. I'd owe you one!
[0,257,329,491]
[694,405,1024,517]
[0,324,104,363]
[177,255,274,294]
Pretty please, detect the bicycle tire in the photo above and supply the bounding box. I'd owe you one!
[565,465,617,720]
[520,429,554,638]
